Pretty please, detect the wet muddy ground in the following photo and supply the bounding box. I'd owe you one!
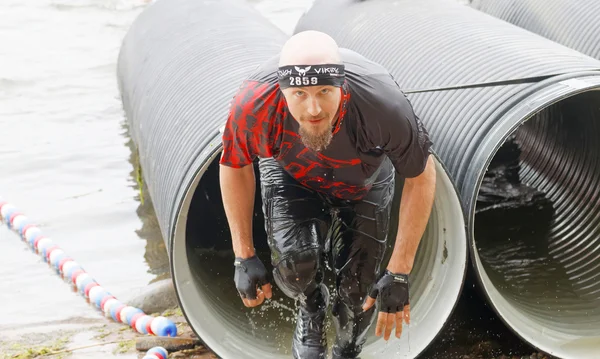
[0,186,558,359]
[0,285,556,359]
[0,165,561,359]
[420,275,557,359]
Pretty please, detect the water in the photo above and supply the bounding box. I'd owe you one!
[0,0,313,356]
[0,0,152,332]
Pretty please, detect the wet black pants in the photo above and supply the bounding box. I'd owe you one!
[258,157,395,358]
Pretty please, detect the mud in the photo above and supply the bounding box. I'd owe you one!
[0,270,562,359]
[0,295,558,359]
[0,305,199,359]
[419,273,558,359]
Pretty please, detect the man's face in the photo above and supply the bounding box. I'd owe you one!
[282,85,342,152]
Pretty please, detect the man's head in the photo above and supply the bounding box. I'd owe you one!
[277,31,344,152]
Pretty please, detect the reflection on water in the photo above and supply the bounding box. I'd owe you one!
[476,174,576,301]
[476,203,579,308]
[123,128,170,282]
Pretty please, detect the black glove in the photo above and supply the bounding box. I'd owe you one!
[368,270,410,313]
[233,255,269,300]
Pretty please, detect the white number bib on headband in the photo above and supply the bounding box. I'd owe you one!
[290,77,319,86]
[277,63,346,89]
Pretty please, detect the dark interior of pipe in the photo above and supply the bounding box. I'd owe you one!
[475,90,600,334]
[184,158,403,354]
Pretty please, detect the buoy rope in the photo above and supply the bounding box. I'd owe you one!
[0,197,178,338]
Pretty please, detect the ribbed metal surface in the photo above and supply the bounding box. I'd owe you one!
[470,0,600,60]
[474,94,600,337]
[296,0,600,357]
[516,95,600,306]
[117,0,287,246]
[295,0,600,193]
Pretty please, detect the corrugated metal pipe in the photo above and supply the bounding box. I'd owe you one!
[116,0,468,358]
[468,0,600,60]
[295,0,600,358]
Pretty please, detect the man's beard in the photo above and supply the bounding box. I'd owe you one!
[299,124,333,152]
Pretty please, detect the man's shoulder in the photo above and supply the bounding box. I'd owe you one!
[227,59,285,129]
[340,48,391,78]
[341,49,407,114]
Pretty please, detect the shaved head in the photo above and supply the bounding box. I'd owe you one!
[279,30,341,67]
[277,31,344,152]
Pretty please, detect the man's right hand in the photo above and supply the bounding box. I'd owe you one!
[234,255,273,307]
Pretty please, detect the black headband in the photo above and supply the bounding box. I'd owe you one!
[277,64,345,89]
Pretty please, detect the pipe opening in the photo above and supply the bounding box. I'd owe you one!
[172,145,467,359]
[474,90,600,353]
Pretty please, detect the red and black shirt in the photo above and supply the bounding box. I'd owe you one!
[220,49,432,201]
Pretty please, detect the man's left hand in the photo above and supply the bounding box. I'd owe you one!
[362,270,410,340]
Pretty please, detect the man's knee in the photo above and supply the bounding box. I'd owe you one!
[273,247,323,300]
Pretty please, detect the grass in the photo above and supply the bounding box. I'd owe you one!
[160,306,183,318]
[113,339,135,355]
[93,326,110,340]
[3,336,70,359]
[134,150,145,205]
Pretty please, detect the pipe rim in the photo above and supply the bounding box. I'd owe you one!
[169,132,223,357]
[465,73,600,359]
[170,135,468,358]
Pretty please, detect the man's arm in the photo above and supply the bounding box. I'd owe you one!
[387,155,436,274]
[219,80,270,257]
[220,161,273,307]
[219,163,256,259]
[360,82,435,340]
[362,155,436,341]
[218,79,277,307]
